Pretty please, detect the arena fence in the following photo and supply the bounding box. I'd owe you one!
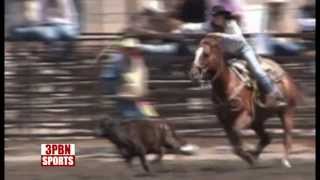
[4,32,315,139]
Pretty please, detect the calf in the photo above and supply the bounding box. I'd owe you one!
[99,119,190,172]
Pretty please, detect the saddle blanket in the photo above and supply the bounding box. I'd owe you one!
[228,58,285,89]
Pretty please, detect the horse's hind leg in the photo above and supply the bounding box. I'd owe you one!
[250,118,272,160]
[279,110,294,168]
[119,148,134,168]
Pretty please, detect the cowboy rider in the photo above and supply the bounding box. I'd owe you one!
[174,5,287,108]
[100,37,199,154]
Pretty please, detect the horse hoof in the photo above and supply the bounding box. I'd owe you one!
[281,159,292,168]
[247,150,260,160]
[248,162,258,168]
[245,155,257,168]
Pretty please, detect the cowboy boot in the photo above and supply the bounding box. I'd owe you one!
[264,87,287,108]
[242,50,287,108]
[257,73,287,108]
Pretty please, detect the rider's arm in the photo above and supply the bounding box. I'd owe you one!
[208,20,250,54]
[137,43,178,54]
[226,20,243,36]
[208,20,245,40]
[172,23,207,34]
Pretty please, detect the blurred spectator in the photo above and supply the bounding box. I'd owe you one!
[173,0,245,34]
[179,0,206,23]
[101,38,159,120]
[297,0,315,32]
[125,0,191,57]
[296,0,315,77]
[131,0,181,33]
[264,0,287,33]
[254,34,302,56]
[296,0,315,50]
[254,0,305,56]
[10,0,79,41]
[8,0,79,60]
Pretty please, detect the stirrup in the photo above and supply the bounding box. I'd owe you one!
[256,95,287,108]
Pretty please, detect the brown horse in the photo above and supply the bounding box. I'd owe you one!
[190,34,302,168]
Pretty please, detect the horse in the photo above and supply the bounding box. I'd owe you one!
[189,34,302,168]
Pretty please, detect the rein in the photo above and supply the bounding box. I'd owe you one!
[209,62,256,117]
[206,47,247,112]
[211,52,225,83]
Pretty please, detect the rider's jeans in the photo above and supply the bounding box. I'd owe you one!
[10,24,79,42]
[117,99,144,119]
[219,33,276,94]
[241,46,274,94]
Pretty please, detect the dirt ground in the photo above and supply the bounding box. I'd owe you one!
[5,137,315,180]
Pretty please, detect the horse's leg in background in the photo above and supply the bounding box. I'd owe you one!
[225,127,256,166]
[279,109,294,168]
[250,115,272,160]
[119,148,134,168]
[137,148,151,173]
[221,111,256,166]
[139,154,151,173]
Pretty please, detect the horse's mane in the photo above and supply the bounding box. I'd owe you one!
[200,35,221,48]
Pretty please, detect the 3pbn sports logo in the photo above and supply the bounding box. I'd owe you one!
[41,144,76,167]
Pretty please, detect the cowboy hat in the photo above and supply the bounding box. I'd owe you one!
[210,5,232,17]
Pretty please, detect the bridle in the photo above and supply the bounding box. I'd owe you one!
[193,41,225,85]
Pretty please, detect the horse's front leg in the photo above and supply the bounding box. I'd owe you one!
[219,111,256,167]
[226,128,256,166]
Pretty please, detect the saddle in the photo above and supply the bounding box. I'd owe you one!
[227,58,285,91]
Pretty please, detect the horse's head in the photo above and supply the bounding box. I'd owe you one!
[190,35,224,83]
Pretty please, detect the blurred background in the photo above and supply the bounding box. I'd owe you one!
[4,1,315,179]
[5,0,315,33]
[4,0,315,143]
